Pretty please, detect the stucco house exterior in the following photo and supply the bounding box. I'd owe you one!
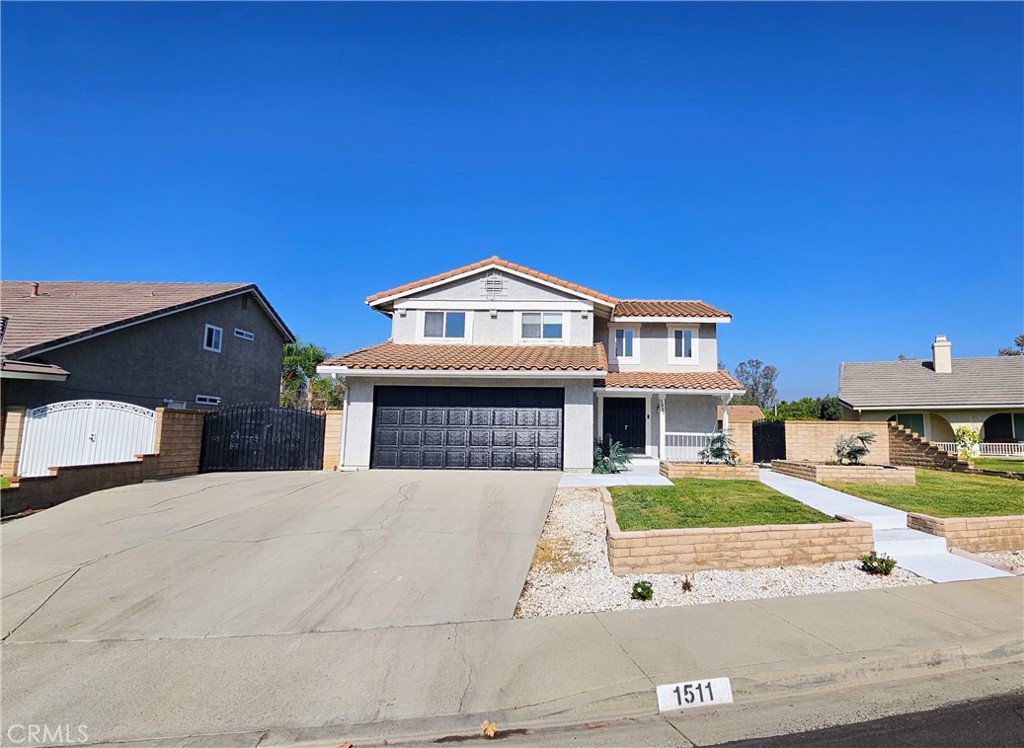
[318,257,745,472]
[0,281,294,411]
[838,335,1024,450]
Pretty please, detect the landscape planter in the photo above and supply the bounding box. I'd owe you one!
[906,512,1024,553]
[659,462,760,480]
[771,460,916,486]
[602,488,872,575]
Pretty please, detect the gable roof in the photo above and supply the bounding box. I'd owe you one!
[717,404,764,421]
[838,357,1024,409]
[366,256,619,307]
[319,341,608,374]
[0,281,294,358]
[613,300,731,320]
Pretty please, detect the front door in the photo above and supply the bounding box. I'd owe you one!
[603,397,646,454]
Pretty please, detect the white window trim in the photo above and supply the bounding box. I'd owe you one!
[515,310,569,344]
[415,309,474,343]
[234,328,255,341]
[203,324,223,353]
[195,394,221,406]
[667,325,699,366]
[609,324,639,362]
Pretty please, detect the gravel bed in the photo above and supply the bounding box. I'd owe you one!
[976,549,1024,571]
[515,487,931,618]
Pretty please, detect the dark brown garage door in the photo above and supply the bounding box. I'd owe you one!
[371,386,563,470]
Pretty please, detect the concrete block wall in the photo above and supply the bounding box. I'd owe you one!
[784,421,890,465]
[154,408,206,479]
[659,462,760,480]
[603,489,872,574]
[907,512,1024,553]
[323,409,343,471]
[1,407,26,477]
[771,460,916,486]
[887,422,969,471]
[728,419,753,464]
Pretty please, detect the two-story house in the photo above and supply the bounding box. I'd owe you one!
[318,257,744,472]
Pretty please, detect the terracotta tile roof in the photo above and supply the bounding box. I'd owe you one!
[366,256,619,305]
[613,300,730,318]
[0,280,294,356]
[598,370,745,391]
[717,404,764,421]
[0,359,70,378]
[321,341,608,372]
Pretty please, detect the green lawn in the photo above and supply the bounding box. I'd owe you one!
[973,458,1024,475]
[610,479,836,531]
[825,469,1023,518]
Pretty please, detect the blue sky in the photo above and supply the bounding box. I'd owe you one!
[3,2,1021,399]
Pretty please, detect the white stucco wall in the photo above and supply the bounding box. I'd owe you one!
[605,322,719,373]
[409,270,581,302]
[340,375,595,472]
[391,309,594,345]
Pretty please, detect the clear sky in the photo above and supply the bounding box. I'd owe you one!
[3,2,1021,399]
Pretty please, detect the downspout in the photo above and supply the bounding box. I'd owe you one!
[338,375,349,469]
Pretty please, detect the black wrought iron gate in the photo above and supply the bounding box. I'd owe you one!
[752,419,787,463]
[200,404,326,472]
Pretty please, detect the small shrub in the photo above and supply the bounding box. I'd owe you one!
[681,576,693,593]
[0,476,10,489]
[631,580,654,601]
[859,551,897,576]
[593,434,632,474]
[954,426,980,461]
[835,431,876,465]
[699,430,737,466]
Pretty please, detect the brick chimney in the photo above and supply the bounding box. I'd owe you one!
[30,282,39,297]
[932,335,952,373]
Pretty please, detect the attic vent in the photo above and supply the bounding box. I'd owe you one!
[241,295,248,311]
[483,272,506,299]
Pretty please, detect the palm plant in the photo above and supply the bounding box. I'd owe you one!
[593,434,632,474]
[699,430,737,466]
[834,432,876,465]
[281,340,329,408]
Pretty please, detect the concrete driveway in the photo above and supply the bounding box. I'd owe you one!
[2,469,557,641]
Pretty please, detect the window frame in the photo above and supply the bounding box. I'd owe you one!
[419,310,470,342]
[203,324,223,353]
[234,328,255,341]
[518,311,567,343]
[195,394,222,406]
[610,324,637,361]
[667,325,698,364]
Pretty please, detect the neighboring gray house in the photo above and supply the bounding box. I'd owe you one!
[838,335,1024,447]
[318,256,745,472]
[0,281,294,411]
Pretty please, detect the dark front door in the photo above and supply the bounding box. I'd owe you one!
[371,386,564,470]
[603,398,646,453]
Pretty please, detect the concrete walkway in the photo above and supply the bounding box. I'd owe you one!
[759,469,1013,583]
[559,456,671,488]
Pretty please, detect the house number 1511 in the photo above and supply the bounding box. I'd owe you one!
[656,677,734,712]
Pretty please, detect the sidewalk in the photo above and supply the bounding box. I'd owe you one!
[559,456,671,487]
[3,577,1020,747]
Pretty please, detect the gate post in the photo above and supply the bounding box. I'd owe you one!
[323,409,343,471]
[1,407,26,477]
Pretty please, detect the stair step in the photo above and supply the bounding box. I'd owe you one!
[893,552,1014,583]
[873,528,948,556]
[852,513,908,530]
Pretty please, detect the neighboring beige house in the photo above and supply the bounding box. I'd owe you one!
[318,256,745,472]
[838,335,1024,451]
[716,404,763,430]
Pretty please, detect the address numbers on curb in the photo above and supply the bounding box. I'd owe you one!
[656,677,734,713]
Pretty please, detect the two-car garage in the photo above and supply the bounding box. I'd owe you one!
[371,386,564,470]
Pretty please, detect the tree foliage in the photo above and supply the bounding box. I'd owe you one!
[732,359,779,409]
[998,333,1024,356]
[764,395,844,421]
[280,339,343,409]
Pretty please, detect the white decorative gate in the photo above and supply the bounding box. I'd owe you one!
[18,400,157,478]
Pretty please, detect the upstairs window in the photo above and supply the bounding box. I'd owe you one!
[522,312,563,340]
[614,328,634,358]
[203,324,223,352]
[424,311,466,339]
[673,328,694,359]
[234,328,255,341]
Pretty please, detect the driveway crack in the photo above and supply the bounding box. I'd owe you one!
[2,567,80,642]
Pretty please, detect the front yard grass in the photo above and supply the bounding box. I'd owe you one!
[973,457,1024,474]
[826,468,1022,518]
[610,479,836,531]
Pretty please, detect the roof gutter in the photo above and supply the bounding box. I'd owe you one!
[316,366,606,379]
[595,387,747,395]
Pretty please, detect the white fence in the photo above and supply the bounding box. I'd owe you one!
[932,441,1024,457]
[664,432,717,462]
[18,400,157,478]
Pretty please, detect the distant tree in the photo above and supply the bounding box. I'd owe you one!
[998,333,1024,356]
[772,397,819,420]
[733,359,779,409]
[897,353,909,361]
[718,360,728,372]
[281,339,333,408]
[817,396,845,421]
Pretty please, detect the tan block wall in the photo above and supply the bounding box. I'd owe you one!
[907,513,1024,553]
[729,419,753,464]
[771,460,916,485]
[887,422,969,471]
[1,407,26,477]
[784,421,890,465]
[603,489,872,574]
[323,409,343,471]
[660,462,760,480]
[153,408,206,479]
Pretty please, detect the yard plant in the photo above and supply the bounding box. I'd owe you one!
[631,580,654,601]
[699,430,737,466]
[826,469,1022,518]
[610,479,835,531]
[858,551,897,576]
[833,431,876,465]
[593,435,632,474]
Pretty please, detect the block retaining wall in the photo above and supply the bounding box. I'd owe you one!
[659,462,760,480]
[771,460,916,486]
[906,512,1024,553]
[603,488,872,575]
[784,421,890,465]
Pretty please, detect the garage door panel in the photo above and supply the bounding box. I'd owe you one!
[372,387,563,471]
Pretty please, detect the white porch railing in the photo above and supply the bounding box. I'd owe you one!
[663,432,717,462]
[930,441,1024,457]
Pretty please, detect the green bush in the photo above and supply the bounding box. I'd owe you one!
[0,476,10,489]
[594,435,632,474]
[835,431,876,465]
[858,551,897,576]
[699,430,737,466]
[631,580,654,601]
